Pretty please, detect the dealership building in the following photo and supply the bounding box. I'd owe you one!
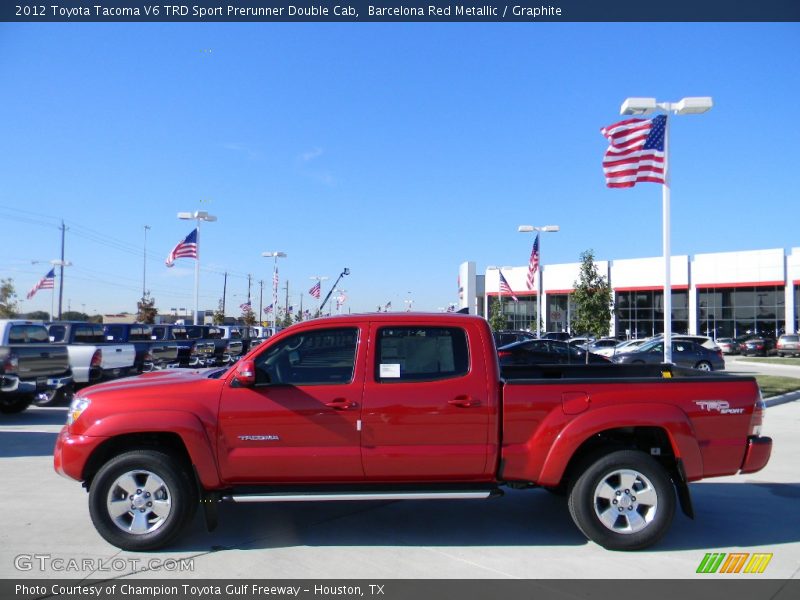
[458,247,800,339]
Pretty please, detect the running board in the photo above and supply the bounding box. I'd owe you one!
[223,489,501,503]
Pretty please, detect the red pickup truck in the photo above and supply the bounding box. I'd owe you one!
[54,314,771,552]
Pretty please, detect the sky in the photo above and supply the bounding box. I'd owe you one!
[0,22,798,317]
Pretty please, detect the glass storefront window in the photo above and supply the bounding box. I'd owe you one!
[698,286,784,339]
[614,290,689,339]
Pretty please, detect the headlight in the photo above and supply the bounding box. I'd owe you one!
[67,396,91,426]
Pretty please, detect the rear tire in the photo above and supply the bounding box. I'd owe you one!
[568,450,675,551]
[694,361,712,371]
[89,450,198,551]
[0,393,33,414]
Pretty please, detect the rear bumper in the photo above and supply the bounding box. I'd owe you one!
[54,426,108,482]
[739,435,773,474]
[2,373,72,394]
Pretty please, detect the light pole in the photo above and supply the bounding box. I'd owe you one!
[262,251,287,332]
[178,210,217,325]
[619,97,713,363]
[518,225,559,337]
[142,225,151,298]
[319,268,350,315]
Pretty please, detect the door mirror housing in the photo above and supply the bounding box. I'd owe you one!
[232,359,256,387]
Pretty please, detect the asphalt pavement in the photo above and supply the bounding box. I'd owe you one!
[1,400,798,581]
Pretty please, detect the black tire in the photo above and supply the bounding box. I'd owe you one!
[694,361,713,372]
[89,450,198,551]
[568,450,675,551]
[0,393,34,414]
[34,385,74,407]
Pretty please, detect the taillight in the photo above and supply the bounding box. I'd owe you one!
[749,389,765,437]
[2,353,19,373]
[90,350,102,368]
[498,351,511,359]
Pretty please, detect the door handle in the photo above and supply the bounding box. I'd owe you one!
[325,398,358,410]
[448,396,481,408]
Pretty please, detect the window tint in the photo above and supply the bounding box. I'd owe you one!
[8,325,50,344]
[74,325,105,343]
[255,327,358,386]
[105,325,125,341]
[129,326,151,341]
[376,327,468,382]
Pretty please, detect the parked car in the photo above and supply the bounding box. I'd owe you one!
[103,323,179,372]
[776,334,800,357]
[567,336,594,348]
[612,339,725,371]
[594,338,648,357]
[715,337,739,355]
[540,331,570,341]
[498,339,610,365]
[47,322,137,398]
[0,320,73,413]
[583,338,622,354]
[739,337,776,357]
[492,330,535,348]
[651,333,719,351]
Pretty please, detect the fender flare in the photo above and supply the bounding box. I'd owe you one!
[83,410,220,488]
[536,403,703,487]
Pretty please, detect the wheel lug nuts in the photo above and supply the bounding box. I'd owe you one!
[628,506,633,510]
[145,492,150,498]
[612,500,618,505]
[136,489,142,494]
[147,502,152,507]
[615,491,621,496]
[625,489,630,494]
[631,496,636,501]
[140,508,146,512]
[618,507,623,512]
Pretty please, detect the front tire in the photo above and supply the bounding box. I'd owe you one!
[568,450,675,550]
[89,450,198,551]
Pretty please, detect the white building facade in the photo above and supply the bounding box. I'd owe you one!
[460,247,800,338]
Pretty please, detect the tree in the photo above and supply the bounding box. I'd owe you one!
[136,293,158,324]
[241,303,256,327]
[212,299,225,325]
[61,311,90,321]
[21,310,51,321]
[0,279,18,318]
[488,298,506,332]
[571,249,613,338]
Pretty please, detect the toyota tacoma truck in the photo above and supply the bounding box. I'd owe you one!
[54,314,771,551]
[102,324,179,373]
[0,320,73,413]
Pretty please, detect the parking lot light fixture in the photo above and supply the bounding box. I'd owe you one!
[178,210,217,325]
[262,252,288,332]
[518,225,559,337]
[618,96,713,363]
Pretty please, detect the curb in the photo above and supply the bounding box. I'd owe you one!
[763,390,800,408]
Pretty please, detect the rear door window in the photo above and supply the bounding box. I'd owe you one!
[376,327,469,382]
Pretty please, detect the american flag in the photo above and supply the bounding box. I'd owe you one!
[26,268,55,300]
[384,301,392,311]
[601,115,666,188]
[499,271,518,302]
[526,233,540,291]
[446,304,455,313]
[263,304,273,314]
[287,305,294,314]
[240,300,252,312]
[309,281,321,299]
[165,228,198,267]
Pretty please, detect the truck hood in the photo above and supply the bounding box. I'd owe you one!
[79,367,227,395]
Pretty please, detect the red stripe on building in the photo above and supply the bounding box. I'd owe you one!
[695,281,785,289]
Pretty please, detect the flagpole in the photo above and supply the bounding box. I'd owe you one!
[194,221,201,326]
[662,115,672,363]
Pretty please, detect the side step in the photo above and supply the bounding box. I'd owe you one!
[223,489,502,503]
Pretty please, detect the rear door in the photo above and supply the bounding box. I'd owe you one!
[360,321,493,480]
[217,325,366,483]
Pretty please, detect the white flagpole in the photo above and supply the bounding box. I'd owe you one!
[194,223,201,326]
[662,115,672,364]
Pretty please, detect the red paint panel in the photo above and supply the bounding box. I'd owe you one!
[696,281,785,289]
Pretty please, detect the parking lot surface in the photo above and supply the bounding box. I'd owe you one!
[1,400,799,580]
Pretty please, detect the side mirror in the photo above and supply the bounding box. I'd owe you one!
[232,359,256,387]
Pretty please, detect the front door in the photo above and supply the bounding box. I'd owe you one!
[217,326,365,483]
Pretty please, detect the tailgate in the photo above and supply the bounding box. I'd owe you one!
[15,345,70,378]
[100,344,136,369]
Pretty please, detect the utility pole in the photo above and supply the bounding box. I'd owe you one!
[58,220,66,319]
[247,274,252,303]
[258,280,264,323]
[222,271,228,316]
[283,280,290,324]
[142,225,151,298]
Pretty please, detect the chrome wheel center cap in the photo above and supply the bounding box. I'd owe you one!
[132,495,146,509]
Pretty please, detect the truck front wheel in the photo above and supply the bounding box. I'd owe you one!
[568,450,675,550]
[89,450,198,551]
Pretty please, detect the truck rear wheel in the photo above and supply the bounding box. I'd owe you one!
[88,450,198,551]
[568,450,675,550]
[0,393,33,414]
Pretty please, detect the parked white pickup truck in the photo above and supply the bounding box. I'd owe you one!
[46,322,136,389]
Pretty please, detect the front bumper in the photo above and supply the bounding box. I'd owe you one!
[739,435,773,474]
[53,426,107,482]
